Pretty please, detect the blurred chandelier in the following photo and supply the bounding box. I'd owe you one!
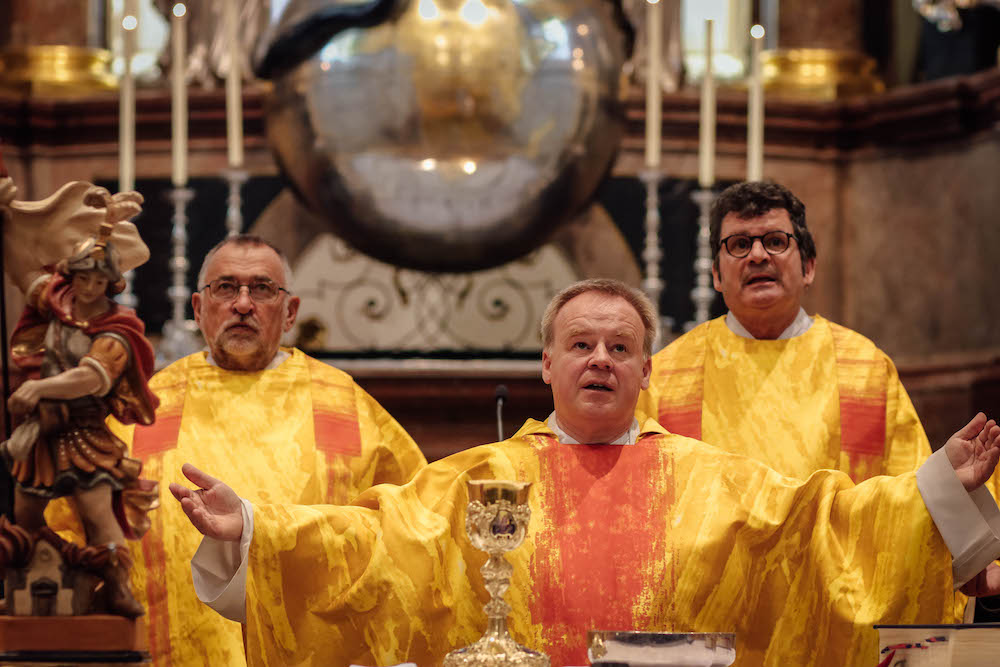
[255,0,632,272]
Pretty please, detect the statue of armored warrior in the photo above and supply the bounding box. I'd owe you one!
[0,176,159,618]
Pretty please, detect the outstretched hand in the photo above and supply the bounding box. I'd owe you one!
[169,463,244,542]
[943,413,1000,492]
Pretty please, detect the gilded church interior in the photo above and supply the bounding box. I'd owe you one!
[1,0,1000,663]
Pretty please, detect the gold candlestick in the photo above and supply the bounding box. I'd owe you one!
[444,480,549,667]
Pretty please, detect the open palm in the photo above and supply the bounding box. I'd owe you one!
[943,413,1000,491]
[169,463,244,542]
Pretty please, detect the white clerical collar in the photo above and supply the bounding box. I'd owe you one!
[725,307,813,340]
[204,349,290,371]
[546,412,640,445]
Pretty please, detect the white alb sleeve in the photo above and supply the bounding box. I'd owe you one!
[190,497,254,623]
[917,447,1000,588]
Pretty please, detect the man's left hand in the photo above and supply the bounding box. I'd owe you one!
[944,413,1000,492]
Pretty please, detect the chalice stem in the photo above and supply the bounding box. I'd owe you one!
[485,617,510,640]
[482,554,513,620]
[444,482,549,666]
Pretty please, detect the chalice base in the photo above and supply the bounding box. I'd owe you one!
[444,632,550,667]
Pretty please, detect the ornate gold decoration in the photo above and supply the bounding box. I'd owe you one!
[0,46,117,96]
[444,480,549,667]
[761,49,885,100]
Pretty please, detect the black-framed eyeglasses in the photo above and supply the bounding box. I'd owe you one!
[200,279,291,303]
[720,231,796,258]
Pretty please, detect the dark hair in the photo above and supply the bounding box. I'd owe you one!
[709,181,816,274]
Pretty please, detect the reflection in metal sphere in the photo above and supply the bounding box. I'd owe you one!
[260,0,628,272]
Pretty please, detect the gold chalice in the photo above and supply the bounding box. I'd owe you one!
[444,480,549,667]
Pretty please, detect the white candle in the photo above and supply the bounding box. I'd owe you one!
[171,3,188,187]
[698,18,715,188]
[747,24,764,182]
[119,0,138,191]
[644,0,662,169]
[225,0,244,168]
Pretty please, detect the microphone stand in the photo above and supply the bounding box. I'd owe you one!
[494,384,509,442]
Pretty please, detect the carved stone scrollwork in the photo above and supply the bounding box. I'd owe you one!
[294,236,574,352]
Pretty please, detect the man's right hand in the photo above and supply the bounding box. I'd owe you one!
[169,463,244,542]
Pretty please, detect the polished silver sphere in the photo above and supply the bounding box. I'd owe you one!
[259,0,628,272]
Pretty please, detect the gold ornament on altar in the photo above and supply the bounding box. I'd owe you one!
[444,480,549,667]
[761,48,884,101]
[0,46,117,96]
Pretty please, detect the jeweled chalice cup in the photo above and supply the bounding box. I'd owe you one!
[443,480,549,667]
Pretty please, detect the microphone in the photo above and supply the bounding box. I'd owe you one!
[494,384,509,442]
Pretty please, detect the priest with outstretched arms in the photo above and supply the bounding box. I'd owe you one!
[172,279,1000,667]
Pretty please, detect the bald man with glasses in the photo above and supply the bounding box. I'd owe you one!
[53,235,426,666]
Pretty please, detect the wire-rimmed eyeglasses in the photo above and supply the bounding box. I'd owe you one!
[200,279,291,303]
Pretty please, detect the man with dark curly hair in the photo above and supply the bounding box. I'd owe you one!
[638,180,930,484]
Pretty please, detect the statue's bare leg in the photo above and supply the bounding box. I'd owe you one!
[13,487,49,533]
[75,483,124,545]
[75,483,143,618]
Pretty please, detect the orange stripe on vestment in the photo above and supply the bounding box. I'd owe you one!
[531,438,675,666]
[830,323,888,475]
[313,410,363,456]
[131,378,186,458]
[127,375,186,662]
[654,325,708,439]
[306,358,362,459]
[141,493,173,665]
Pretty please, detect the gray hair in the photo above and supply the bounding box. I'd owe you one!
[540,279,657,359]
[196,235,294,290]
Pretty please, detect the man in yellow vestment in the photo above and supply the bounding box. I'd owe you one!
[173,279,1000,667]
[638,181,928,482]
[70,236,427,665]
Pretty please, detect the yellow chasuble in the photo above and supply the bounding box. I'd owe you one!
[637,315,930,482]
[52,348,426,666]
[245,419,955,667]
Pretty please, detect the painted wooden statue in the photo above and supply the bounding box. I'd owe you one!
[0,167,159,620]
